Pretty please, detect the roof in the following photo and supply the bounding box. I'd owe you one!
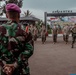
[0,15,40,21]
[20,15,40,21]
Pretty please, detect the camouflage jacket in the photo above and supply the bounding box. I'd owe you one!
[0,20,34,74]
[71,27,76,33]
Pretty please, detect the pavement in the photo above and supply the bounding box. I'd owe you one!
[29,36,76,75]
[49,34,72,37]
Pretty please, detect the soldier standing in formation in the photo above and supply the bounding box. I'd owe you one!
[33,26,38,41]
[0,3,34,75]
[52,25,58,44]
[25,24,34,49]
[62,25,70,44]
[71,24,76,48]
[41,25,46,44]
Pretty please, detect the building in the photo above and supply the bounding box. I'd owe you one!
[0,15,40,25]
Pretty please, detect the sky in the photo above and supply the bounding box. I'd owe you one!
[21,0,76,20]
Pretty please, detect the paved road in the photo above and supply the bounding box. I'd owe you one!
[29,36,76,75]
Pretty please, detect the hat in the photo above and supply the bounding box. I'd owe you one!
[5,3,21,13]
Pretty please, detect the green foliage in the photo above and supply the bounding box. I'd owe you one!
[47,25,50,29]
[1,0,23,14]
[48,29,52,34]
[5,0,23,7]
[47,25,52,34]
[24,10,32,16]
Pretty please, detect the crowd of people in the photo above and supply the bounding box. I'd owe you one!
[52,24,76,48]
[51,24,76,48]
[24,23,76,48]
[24,24,47,44]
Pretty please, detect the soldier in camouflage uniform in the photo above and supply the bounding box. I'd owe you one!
[33,26,38,41]
[0,3,34,75]
[41,25,46,44]
[62,25,70,44]
[71,24,76,48]
[52,25,58,44]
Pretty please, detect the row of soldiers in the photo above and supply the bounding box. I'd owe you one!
[24,24,47,44]
[25,24,76,48]
[52,24,76,48]
[25,23,76,48]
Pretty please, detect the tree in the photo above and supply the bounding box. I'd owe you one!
[0,1,3,16]
[24,10,32,16]
[5,0,23,7]
[0,0,23,14]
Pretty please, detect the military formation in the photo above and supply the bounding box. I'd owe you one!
[24,23,76,48]
[51,24,76,48]
[26,23,76,48]
[0,2,76,75]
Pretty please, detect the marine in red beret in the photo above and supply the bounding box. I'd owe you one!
[0,3,34,75]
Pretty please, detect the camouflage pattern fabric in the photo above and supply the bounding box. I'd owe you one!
[0,20,34,75]
[71,27,76,48]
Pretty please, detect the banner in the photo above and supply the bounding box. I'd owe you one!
[50,17,59,21]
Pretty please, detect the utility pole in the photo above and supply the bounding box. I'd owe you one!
[0,1,1,7]
[44,12,47,31]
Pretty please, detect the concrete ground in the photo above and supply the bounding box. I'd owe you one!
[29,36,76,75]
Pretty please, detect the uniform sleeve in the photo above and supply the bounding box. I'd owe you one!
[0,26,6,66]
[17,31,34,66]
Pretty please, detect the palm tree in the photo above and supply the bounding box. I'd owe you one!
[24,10,32,16]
